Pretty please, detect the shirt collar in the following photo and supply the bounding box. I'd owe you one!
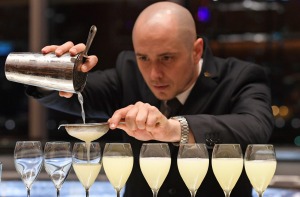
[176,59,202,105]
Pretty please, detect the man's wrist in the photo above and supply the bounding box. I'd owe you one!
[171,116,189,145]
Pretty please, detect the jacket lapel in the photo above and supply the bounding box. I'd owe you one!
[181,71,218,115]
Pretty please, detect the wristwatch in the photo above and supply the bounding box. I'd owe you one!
[171,116,189,145]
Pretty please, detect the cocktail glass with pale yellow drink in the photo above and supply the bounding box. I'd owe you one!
[72,142,101,197]
[244,144,277,197]
[177,143,209,197]
[139,143,171,197]
[212,144,243,197]
[103,143,133,197]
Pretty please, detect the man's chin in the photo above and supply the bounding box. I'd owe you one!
[153,92,172,101]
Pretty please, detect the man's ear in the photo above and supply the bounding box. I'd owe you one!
[193,38,203,63]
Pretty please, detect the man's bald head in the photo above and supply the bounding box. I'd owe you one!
[132,2,197,50]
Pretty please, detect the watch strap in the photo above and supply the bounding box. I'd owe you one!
[171,116,189,145]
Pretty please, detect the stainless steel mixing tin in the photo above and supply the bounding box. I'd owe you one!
[4,52,87,93]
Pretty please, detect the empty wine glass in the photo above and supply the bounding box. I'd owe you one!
[139,143,171,197]
[103,143,133,197]
[72,142,101,197]
[212,144,243,197]
[44,141,72,197]
[177,143,209,197]
[244,144,277,197]
[14,141,43,197]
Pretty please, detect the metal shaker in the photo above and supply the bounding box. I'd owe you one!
[5,52,87,92]
[4,25,97,93]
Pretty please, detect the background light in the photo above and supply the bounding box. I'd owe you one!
[197,6,211,23]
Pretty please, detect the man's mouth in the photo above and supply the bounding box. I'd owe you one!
[153,84,168,90]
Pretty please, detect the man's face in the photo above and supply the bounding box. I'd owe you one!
[133,28,200,101]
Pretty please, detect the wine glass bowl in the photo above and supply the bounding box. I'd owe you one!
[14,141,43,197]
[44,141,72,197]
[139,143,171,197]
[177,143,209,197]
[103,143,133,197]
[72,142,102,197]
[212,144,243,197]
[244,144,277,197]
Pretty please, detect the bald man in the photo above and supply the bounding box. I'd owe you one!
[30,2,273,197]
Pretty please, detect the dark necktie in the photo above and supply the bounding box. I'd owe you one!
[160,98,182,118]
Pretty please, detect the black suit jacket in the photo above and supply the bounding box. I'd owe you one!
[32,39,274,197]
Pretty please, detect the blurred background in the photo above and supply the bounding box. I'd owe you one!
[2,0,300,147]
[0,0,300,192]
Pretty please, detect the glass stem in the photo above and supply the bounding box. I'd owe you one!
[224,190,231,197]
[57,188,60,197]
[86,189,90,197]
[116,190,121,197]
[27,188,30,197]
[258,192,264,197]
[152,189,158,197]
[190,190,197,197]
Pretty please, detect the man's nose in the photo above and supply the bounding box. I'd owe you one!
[150,64,163,79]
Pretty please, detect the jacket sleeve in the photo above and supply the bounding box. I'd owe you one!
[26,68,121,119]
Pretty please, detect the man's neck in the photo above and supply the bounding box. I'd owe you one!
[176,59,203,104]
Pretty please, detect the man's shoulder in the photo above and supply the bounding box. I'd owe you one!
[116,50,138,70]
[215,56,260,68]
[117,50,136,62]
[213,56,267,77]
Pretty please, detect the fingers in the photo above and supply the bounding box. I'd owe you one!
[69,43,86,56]
[109,105,134,129]
[59,91,74,98]
[41,41,74,56]
[108,102,182,142]
[41,41,86,57]
[41,45,59,54]
[41,41,98,72]
[109,102,164,133]
[81,55,98,72]
[126,102,149,130]
[55,41,76,56]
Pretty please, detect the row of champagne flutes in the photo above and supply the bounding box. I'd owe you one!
[13,141,133,197]
[212,144,277,197]
[13,142,276,197]
[138,143,277,197]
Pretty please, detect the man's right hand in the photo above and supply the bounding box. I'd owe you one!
[41,41,98,98]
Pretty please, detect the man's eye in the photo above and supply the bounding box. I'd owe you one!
[160,56,173,62]
[137,56,149,62]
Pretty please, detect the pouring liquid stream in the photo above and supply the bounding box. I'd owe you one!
[77,92,86,124]
[77,92,91,162]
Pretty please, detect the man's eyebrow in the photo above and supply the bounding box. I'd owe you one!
[158,52,177,56]
[135,53,146,56]
[135,52,177,57]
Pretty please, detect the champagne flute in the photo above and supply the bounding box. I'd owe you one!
[14,141,43,197]
[103,143,133,197]
[139,143,171,197]
[44,141,72,197]
[244,144,277,197]
[212,144,243,197]
[72,142,101,197]
[177,143,209,197]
